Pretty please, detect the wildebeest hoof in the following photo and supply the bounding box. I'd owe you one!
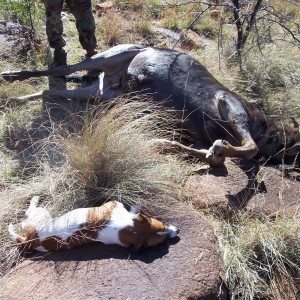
[206,139,224,159]
[206,155,225,167]
[1,71,14,82]
[1,70,30,82]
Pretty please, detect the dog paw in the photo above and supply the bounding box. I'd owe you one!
[130,203,141,214]
[8,223,16,236]
[30,196,40,206]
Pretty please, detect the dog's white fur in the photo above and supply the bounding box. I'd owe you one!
[97,201,134,246]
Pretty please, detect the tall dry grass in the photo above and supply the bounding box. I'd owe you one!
[0,96,190,275]
[53,96,187,208]
[213,212,300,299]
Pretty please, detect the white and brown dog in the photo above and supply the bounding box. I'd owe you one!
[8,196,178,252]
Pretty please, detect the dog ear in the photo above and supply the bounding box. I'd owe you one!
[133,213,149,224]
[130,203,141,214]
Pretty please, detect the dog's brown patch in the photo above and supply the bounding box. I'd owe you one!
[40,201,117,251]
[86,201,116,225]
[119,214,167,250]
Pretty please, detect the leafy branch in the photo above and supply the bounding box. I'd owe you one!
[166,0,299,67]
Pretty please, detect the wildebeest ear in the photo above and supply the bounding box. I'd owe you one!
[133,213,149,223]
[286,143,300,156]
[291,117,299,130]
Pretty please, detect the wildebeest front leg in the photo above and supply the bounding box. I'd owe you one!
[1,44,146,82]
[206,92,259,160]
[154,139,225,167]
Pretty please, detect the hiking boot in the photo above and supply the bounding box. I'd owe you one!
[49,48,67,89]
[83,49,99,84]
[85,49,98,59]
[53,48,67,67]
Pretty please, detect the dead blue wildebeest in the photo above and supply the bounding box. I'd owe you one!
[2,44,300,168]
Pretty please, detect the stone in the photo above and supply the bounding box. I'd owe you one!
[181,30,207,50]
[95,1,114,14]
[0,204,227,299]
[184,158,300,217]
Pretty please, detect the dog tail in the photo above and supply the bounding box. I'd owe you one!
[8,223,26,243]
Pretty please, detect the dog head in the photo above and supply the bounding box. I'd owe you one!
[119,213,179,251]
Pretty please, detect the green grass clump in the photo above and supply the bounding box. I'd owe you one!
[233,42,300,121]
[135,19,152,38]
[193,14,219,39]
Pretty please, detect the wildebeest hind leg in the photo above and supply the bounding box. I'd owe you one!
[1,45,145,83]
[1,83,102,103]
[206,92,259,160]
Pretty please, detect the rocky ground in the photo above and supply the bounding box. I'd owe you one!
[0,9,299,300]
[0,203,227,300]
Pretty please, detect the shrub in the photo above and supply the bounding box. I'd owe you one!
[0,0,43,30]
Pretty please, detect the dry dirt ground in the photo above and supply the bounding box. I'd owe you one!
[185,158,300,217]
[0,20,42,59]
[0,15,299,300]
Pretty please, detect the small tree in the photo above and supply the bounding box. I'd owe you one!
[168,0,300,67]
[230,0,299,65]
[231,0,264,59]
[0,0,43,32]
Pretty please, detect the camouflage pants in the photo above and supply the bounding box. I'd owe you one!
[42,0,97,57]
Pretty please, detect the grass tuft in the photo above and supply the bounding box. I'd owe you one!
[52,96,187,208]
[213,212,300,299]
[0,95,189,275]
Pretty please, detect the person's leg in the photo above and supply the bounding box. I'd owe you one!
[66,0,98,58]
[66,0,98,83]
[42,0,67,88]
[42,0,65,49]
[42,0,67,65]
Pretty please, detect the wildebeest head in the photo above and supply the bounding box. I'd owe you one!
[278,120,300,169]
[285,118,300,168]
[285,139,300,168]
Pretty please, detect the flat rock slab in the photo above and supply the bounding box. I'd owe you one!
[0,206,226,300]
[184,158,300,216]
